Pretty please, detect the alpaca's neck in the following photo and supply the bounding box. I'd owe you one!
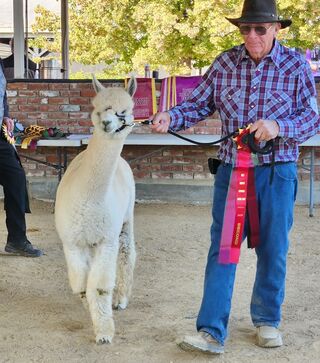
[81,131,125,192]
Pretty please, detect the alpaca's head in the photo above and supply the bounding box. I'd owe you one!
[91,75,137,138]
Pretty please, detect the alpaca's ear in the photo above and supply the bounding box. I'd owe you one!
[92,74,104,94]
[126,76,137,98]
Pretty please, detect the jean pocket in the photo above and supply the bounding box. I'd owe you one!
[274,163,297,181]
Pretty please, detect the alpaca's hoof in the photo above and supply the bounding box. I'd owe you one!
[96,334,112,345]
[117,302,128,310]
[113,301,128,310]
[113,297,128,310]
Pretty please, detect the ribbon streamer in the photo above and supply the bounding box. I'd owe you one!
[218,126,260,264]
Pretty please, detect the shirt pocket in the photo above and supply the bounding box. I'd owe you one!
[265,90,293,119]
[218,87,242,120]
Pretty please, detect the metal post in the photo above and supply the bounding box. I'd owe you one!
[25,0,29,78]
[63,148,68,173]
[61,0,69,79]
[309,147,315,217]
[58,148,62,181]
[13,0,25,78]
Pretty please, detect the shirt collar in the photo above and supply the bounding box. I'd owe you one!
[236,39,281,69]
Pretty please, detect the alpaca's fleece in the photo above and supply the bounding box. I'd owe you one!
[55,76,137,345]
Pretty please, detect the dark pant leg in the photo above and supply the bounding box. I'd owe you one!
[0,138,28,246]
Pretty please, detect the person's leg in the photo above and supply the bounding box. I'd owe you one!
[0,139,27,245]
[0,138,42,257]
[196,163,238,345]
[251,163,297,328]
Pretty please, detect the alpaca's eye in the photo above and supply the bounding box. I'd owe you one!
[105,106,111,111]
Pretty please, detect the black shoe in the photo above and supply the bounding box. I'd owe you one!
[5,240,43,257]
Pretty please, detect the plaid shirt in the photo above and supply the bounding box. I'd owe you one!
[168,40,320,164]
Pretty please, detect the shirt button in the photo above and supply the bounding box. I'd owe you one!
[250,104,255,108]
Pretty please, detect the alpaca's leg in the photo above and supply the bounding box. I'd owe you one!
[63,245,89,296]
[113,219,136,310]
[86,242,118,344]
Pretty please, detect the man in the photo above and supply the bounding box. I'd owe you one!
[151,0,320,355]
[0,58,43,257]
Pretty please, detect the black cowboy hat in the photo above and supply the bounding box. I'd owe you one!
[226,0,292,29]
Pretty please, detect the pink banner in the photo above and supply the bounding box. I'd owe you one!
[174,76,202,105]
[126,78,156,121]
[159,75,202,111]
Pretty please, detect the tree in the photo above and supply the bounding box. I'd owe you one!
[31,0,320,77]
[131,0,242,74]
[277,0,320,50]
[32,0,143,77]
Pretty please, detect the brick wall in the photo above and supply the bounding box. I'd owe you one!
[6,79,320,183]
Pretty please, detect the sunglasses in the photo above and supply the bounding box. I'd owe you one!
[239,24,273,36]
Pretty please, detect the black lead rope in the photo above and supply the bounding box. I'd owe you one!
[242,132,275,184]
[241,132,274,155]
[167,129,237,146]
[140,120,275,183]
[141,119,273,151]
[140,119,238,146]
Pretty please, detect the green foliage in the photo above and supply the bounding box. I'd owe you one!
[31,0,320,77]
[277,0,320,49]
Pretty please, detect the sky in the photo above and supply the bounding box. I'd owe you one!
[0,0,60,33]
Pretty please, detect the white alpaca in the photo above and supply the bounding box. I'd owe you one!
[55,76,137,344]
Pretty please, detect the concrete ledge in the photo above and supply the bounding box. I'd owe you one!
[1,177,318,206]
[135,180,213,205]
[136,179,320,205]
[26,177,59,201]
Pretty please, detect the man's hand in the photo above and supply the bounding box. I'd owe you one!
[150,112,171,133]
[250,120,279,142]
[3,117,14,133]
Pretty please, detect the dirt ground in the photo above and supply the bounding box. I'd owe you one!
[0,199,319,363]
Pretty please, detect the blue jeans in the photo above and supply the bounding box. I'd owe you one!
[196,162,297,345]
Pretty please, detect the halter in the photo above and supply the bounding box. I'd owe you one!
[114,112,134,133]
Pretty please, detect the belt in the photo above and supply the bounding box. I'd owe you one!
[256,161,295,167]
[220,161,294,167]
